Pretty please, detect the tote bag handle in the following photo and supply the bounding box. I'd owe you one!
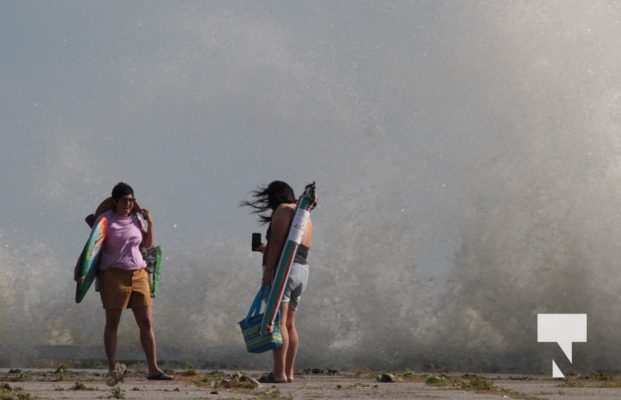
[245,285,279,324]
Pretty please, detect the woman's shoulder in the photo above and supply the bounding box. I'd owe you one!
[276,202,296,211]
[269,203,294,226]
[274,203,295,216]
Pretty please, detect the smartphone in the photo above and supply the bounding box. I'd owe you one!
[252,233,262,251]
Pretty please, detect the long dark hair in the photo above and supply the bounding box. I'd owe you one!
[241,181,296,224]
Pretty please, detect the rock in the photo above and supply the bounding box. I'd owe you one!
[377,373,398,383]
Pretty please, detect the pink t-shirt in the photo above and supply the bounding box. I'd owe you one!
[98,210,146,271]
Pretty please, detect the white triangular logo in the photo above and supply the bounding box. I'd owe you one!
[552,360,564,379]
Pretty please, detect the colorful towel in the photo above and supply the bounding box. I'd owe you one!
[75,215,108,303]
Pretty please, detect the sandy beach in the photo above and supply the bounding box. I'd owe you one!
[3,367,621,400]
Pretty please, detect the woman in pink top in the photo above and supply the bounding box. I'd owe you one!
[79,182,172,383]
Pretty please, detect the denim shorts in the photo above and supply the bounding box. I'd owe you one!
[281,263,309,310]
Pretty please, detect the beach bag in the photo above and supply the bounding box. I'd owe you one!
[239,286,283,353]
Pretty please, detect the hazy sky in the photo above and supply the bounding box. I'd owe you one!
[3,1,621,371]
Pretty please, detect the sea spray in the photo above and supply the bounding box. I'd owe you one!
[2,1,621,372]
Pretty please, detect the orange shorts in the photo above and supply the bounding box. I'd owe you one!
[99,268,152,309]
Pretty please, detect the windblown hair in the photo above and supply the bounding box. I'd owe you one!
[241,181,296,224]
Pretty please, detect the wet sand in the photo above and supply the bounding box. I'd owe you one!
[3,368,621,399]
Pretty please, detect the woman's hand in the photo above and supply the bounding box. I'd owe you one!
[139,208,154,248]
[140,208,153,223]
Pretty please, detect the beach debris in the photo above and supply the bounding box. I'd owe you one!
[203,371,263,389]
[70,382,86,391]
[6,369,29,382]
[182,365,197,376]
[0,383,33,400]
[304,368,339,375]
[559,372,621,388]
[337,382,379,390]
[54,364,68,374]
[377,373,399,383]
[352,382,378,389]
[426,374,448,385]
[110,386,125,399]
[231,371,262,388]
[462,374,494,390]
[425,374,495,391]
[351,368,377,378]
[69,381,96,391]
[240,374,262,388]
[54,364,68,381]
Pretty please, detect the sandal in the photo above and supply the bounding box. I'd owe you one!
[258,372,287,384]
[147,371,174,381]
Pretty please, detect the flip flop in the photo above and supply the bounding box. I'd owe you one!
[147,371,174,381]
[258,372,287,384]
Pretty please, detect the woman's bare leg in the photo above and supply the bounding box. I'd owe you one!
[272,301,289,382]
[104,309,123,372]
[131,306,159,375]
[285,307,299,382]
